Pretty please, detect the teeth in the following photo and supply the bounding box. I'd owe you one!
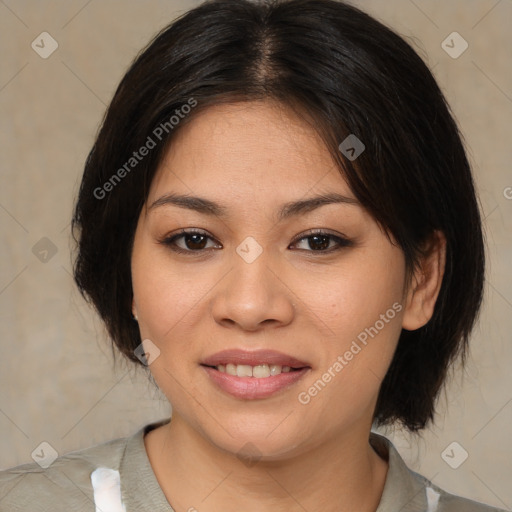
[269,364,281,376]
[236,364,253,377]
[215,363,296,378]
[253,364,270,378]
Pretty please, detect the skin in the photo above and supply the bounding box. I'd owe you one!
[130,100,446,512]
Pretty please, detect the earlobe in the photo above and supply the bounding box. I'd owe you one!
[401,230,446,331]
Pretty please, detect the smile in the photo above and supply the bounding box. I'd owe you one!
[201,349,311,400]
[214,363,295,378]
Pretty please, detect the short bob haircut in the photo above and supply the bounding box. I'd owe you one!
[72,0,485,432]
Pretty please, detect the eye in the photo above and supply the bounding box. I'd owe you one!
[159,228,353,255]
[159,229,221,254]
[289,229,353,253]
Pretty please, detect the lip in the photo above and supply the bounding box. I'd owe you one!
[201,349,309,368]
[202,366,310,400]
[201,349,311,400]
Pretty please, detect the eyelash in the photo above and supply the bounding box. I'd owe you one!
[158,228,354,256]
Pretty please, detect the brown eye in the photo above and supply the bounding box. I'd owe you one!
[304,234,331,251]
[160,229,221,253]
[181,233,208,250]
[160,228,353,256]
[290,230,353,253]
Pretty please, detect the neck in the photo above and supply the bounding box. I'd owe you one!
[144,415,388,512]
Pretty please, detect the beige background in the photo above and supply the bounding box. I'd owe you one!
[0,0,511,509]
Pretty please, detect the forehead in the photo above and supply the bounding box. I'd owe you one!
[148,100,353,203]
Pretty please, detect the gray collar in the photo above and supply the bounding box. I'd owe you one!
[119,419,432,512]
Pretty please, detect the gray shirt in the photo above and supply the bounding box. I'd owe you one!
[0,418,507,511]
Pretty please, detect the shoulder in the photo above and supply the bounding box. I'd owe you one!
[412,473,508,512]
[370,432,508,512]
[0,435,129,511]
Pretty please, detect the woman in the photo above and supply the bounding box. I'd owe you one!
[0,0,506,510]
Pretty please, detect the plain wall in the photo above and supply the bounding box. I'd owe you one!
[0,0,511,509]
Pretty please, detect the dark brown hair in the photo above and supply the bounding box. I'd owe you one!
[71,0,485,431]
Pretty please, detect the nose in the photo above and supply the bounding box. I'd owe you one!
[210,246,295,332]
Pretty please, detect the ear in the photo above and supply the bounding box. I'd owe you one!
[401,230,446,331]
[132,298,138,320]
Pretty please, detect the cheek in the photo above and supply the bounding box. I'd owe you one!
[303,246,406,396]
[313,249,406,339]
[132,242,212,344]
[131,249,207,401]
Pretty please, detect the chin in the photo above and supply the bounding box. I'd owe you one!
[197,412,310,462]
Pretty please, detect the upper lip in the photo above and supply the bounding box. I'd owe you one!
[202,349,310,369]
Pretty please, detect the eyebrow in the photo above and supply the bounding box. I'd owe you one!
[148,192,360,221]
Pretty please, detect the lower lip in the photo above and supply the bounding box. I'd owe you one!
[202,366,310,400]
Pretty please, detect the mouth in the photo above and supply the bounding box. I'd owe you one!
[201,349,311,400]
[202,363,303,378]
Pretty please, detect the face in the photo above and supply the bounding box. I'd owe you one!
[130,100,409,459]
